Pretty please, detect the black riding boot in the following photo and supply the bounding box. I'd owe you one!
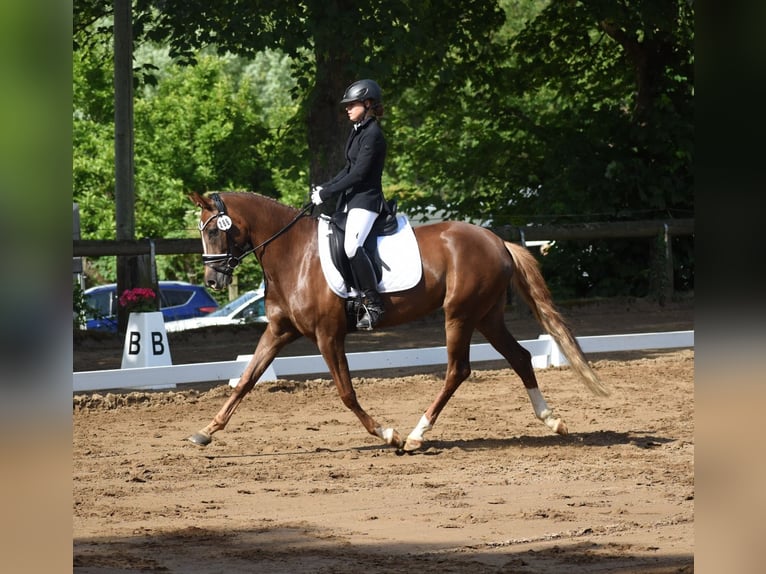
[348,250,385,330]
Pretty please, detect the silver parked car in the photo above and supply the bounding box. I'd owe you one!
[164,289,267,332]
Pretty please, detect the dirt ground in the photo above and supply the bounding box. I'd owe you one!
[73,297,694,573]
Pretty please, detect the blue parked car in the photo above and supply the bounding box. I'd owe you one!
[83,281,219,332]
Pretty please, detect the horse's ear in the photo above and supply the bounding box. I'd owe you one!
[188,192,209,210]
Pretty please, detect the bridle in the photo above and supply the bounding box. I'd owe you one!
[198,192,313,276]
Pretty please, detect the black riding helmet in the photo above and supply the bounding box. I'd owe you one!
[340,79,382,105]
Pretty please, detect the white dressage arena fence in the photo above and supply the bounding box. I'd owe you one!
[73,330,693,393]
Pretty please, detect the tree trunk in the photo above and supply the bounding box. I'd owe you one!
[307,0,358,184]
[599,19,671,119]
[114,0,137,334]
[307,67,349,183]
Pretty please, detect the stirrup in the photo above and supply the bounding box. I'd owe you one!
[356,301,383,331]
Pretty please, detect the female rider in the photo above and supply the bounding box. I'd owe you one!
[311,79,387,330]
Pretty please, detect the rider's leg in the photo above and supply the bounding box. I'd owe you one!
[345,208,385,330]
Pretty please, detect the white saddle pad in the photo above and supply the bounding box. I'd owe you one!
[317,214,423,298]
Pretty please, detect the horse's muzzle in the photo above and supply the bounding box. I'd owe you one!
[204,269,232,291]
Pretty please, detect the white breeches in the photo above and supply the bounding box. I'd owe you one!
[344,208,378,259]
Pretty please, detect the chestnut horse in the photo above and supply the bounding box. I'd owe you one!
[187,191,609,452]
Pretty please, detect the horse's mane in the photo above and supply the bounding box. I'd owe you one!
[216,190,302,216]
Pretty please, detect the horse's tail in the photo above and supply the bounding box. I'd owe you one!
[504,241,611,397]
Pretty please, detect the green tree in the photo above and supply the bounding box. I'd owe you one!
[73,0,510,290]
[386,0,694,297]
[73,41,297,291]
[74,0,507,183]
[503,0,694,299]
[502,0,694,221]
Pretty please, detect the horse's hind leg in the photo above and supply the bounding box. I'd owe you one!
[403,317,474,452]
[477,306,568,435]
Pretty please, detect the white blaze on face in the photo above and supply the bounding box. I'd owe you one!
[198,214,216,255]
[200,230,213,256]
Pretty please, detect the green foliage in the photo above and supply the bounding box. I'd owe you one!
[386,0,693,297]
[72,281,100,329]
[72,281,87,329]
[135,54,271,196]
[74,39,300,291]
[541,239,655,300]
[501,0,694,222]
[390,0,693,224]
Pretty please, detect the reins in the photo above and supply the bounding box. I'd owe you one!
[200,193,313,275]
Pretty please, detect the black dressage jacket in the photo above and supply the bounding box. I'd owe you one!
[318,117,387,213]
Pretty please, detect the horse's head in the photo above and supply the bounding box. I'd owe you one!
[190,191,254,290]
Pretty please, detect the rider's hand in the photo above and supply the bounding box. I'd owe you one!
[311,185,324,205]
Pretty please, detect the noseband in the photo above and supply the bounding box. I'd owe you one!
[198,193,314,276]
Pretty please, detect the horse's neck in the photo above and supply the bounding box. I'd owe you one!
[234,193,299,242]
[234,193,315,273]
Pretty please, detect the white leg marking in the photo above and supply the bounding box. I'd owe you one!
[403,413,433,451]
[526,387,567,434]
[375,426,395,444]
[526,387,550,420]
[407,413,433,442]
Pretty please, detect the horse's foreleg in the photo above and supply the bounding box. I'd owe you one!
[186,326,299,446]
[336,370,404,449]
[332,363,404,449]
[403,413,434,452]
[318,334,404,449]
[403,319,473,452]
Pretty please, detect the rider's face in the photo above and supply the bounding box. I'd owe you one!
[345,100,367,123]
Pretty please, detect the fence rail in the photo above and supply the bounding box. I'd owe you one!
[73,330,694,393]
[490,219,694,242]
[72,219,694,257]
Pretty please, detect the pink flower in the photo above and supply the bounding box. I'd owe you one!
[118,287,157,313]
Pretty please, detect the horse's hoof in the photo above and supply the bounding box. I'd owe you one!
[382,428,404,449]
[186,431,212,446]
[542,413,568,436]
[403,436,424,452]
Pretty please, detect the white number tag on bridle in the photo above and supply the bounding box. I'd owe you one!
[216,215,233,231]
